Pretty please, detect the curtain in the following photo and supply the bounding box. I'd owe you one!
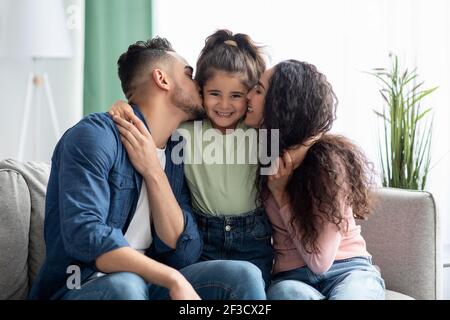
[83,0,152,115]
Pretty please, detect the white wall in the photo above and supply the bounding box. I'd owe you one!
[0,0,85,162]
[0,0,447,298]
[153,0,450,237]
[153,0,450,297]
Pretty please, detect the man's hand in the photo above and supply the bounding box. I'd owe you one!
[112,113,162,178]
[113,113,185,248]
[168,272,201,300]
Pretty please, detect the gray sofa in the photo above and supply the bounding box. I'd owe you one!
[0,159,442,300]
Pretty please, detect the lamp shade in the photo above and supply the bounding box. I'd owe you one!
[4,0,72,58]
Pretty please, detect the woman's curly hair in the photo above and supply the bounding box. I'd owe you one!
[258,60,375,253]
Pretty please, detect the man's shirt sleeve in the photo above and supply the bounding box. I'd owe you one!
[57,118,129,263]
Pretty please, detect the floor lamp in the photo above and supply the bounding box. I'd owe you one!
[10,0,72,161]
[18,69,63,161]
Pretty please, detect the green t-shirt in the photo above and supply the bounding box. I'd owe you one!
[178,119,259,216]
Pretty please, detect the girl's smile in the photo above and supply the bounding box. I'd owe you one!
[202,70,248,133]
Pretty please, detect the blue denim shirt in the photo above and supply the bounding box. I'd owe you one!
[28,106,202,300]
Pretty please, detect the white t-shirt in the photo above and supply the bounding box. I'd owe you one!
[124,147,166,253]
[91,148,166,279]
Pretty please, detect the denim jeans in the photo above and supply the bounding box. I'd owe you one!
[61,260,266,300]
[267,256,386,300]
[193,208,274,288]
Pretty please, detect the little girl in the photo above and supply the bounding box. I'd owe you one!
[183,29,273,287]
[110,30,273,287]
[246,60,386,299]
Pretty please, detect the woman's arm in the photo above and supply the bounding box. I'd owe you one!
[267,148,348,275]
[273,200,342,274]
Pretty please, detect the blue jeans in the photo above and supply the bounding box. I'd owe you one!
[61,260,266,300]
[193,208,274,288]
[267,256,385,300]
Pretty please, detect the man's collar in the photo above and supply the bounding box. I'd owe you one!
[130,103,176,149]
[131,104,151,133]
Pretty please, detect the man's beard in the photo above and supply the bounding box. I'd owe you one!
[171,84,206,120]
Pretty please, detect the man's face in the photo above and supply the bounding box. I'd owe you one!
[168,52,205,119]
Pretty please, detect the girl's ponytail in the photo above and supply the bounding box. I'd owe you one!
[234,33,266,83]
[196,29,266,88]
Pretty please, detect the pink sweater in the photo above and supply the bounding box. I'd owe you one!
[265,196,370,275]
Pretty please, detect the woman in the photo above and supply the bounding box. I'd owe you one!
[245,59,386,300]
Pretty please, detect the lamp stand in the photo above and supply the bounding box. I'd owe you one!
[17,73,61,161]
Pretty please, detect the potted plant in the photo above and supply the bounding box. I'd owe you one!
[369,54,437,190]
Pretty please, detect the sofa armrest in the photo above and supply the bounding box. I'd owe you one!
[0,168,31,299]
[360,188,442,299]
[0,159,50,299]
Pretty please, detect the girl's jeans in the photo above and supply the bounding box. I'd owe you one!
[194,207,274,288]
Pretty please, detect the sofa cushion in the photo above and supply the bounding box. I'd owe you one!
[386,290,414,300]
[0,159,50,299]
[0,168,31,299]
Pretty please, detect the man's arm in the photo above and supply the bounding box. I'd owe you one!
[95,247,199,299]
[144,167,184,248]
[148,173,203,269]
[111,112,184,247]
[58,116,199,299]
[113,113,202,268]
[109,102,184,246]
[58,117,126,262]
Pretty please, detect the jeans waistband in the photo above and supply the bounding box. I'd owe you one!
[333,255,373,265]
[193,207,266,229]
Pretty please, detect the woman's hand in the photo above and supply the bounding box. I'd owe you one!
[112,112,162,178]
[109,100,133,121]
[288,133,323,168]
[267,152,294,208]
[267,134,322,208]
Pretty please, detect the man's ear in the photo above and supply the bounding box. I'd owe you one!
[152,69,170,91]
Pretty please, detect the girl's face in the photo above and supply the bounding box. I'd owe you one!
[202,70,248,133]
[244,68,274,128]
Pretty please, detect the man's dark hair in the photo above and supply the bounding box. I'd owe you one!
[117,37,175,99]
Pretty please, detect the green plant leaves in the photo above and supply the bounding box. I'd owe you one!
[369,55,436,190]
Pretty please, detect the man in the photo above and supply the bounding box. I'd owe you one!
[29,37,266,300]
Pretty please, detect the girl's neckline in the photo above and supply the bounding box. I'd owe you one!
[205,118,247,136]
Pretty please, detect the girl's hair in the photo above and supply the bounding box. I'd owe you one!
[258,60,375,253]
[195,29,266,88]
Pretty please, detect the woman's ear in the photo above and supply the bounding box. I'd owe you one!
[152,69,170,91]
